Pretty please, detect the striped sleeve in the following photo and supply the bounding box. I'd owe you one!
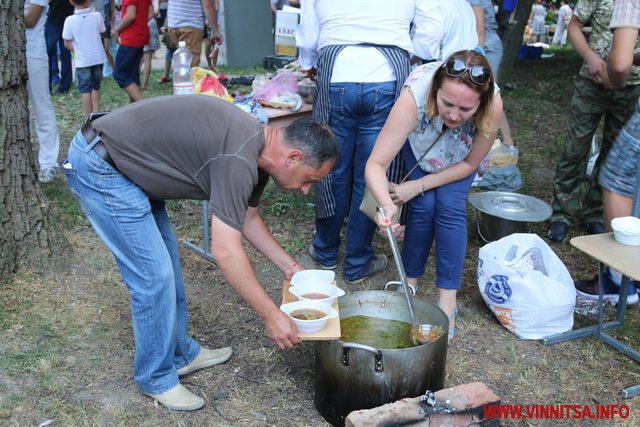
[610,0,640,30]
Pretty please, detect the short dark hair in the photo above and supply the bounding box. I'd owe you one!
[70,0,90,6]
[283,118,338,168]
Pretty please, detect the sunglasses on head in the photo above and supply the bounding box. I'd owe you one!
[444,57,491,86]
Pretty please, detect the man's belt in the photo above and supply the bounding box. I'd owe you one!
[81,122,117,170]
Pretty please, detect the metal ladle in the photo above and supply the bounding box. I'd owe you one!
[378,207,442,345]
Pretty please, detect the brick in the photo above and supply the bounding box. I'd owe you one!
[345,382,500,427]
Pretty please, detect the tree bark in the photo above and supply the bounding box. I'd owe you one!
[0,0,66,284]
[499,0,535,86]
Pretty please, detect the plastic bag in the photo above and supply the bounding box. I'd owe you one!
[251,69,299,103]
[477,233,576,339]
[479,139,519,174]
[475,164,523,192]
[193,67,233,102]
[233,95,269,124]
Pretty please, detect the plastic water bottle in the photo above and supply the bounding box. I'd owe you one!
[172,41,194,95]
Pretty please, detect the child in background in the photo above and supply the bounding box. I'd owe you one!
[63,0,107,118]
[112,0,151,102]
[140,0,160,90]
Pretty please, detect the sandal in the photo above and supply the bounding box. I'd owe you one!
[448,307,459,343]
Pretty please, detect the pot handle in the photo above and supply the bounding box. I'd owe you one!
[475,212,491,244]
[341,342,383,372]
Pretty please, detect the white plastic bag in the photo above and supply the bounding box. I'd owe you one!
[477,233,576,339]
[479,139,519,174]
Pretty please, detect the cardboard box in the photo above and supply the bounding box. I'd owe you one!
[275,10,299,56]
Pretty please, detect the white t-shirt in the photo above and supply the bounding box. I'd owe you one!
[438,0,479,60]
[25,0,48,60]
[62,8,107,68]
[296,0,432,83]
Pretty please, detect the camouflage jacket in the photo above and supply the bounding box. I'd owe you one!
[574,0,640,85]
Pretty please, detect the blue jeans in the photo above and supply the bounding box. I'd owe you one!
[75,64,103,93]
[400,144,477,290]
[312,81,396,281]
[45,22,72,91]
[64,131,200,394]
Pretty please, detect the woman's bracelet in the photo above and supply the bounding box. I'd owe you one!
[420,178,426,196]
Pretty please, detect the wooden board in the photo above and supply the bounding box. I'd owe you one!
[282,280,341,340]
[570,233,640,281]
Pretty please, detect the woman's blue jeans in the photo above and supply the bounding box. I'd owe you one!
[64,131,200,394]
[400,144,477,290]
[312,81,396,281]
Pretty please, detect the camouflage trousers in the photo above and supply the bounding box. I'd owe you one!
[550,77,640,225]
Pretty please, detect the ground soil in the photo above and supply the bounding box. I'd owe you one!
[2,50,640,426]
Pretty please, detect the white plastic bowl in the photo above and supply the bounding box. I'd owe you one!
[290,269,335,287]
[280,300,337,334]
[611,216,640,246]
[289,282,345,306]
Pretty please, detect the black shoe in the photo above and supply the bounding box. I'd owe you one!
[584,222,606,235]
[548,221,568,242]
[54,87,69,94]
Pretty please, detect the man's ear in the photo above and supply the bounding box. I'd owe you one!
[286,150,303,166]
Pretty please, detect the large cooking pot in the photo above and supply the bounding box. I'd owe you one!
[468,191,552,242]
[314,290,448,426]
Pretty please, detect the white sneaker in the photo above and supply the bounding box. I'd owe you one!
[144,384,204,411]
[38,167,57,183]
[177,346,232,377]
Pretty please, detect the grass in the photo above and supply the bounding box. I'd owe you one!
[4,49,640,425]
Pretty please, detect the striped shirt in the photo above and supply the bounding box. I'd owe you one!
[610,0,640,29]
[167,0,204,29]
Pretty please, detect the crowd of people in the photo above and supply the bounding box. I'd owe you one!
[22,0,640,414]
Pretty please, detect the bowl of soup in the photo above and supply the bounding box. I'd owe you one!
[289,282,345,306]
[280,300,337,334]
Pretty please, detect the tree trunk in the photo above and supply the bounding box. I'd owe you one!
[0,0,66,284]
[499,0,535,87]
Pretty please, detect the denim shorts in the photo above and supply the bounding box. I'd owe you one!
[114,44,143,88]
[599,104,640,198]
[75,64,103,93]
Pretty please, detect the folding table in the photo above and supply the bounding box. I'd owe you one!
[542,167,640,398]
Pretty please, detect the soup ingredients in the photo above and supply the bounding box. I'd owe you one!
[291,308,326,321]
[341,315,444,349]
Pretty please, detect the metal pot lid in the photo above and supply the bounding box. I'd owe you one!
[468,191,552,222]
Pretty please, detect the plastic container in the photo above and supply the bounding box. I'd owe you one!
[288,282,345,306]
[290,269,335,287]
[611,216,640,246]
[172,41,194,95]
[280,300,337,334]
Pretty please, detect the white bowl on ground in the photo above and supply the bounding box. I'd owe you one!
[289,282,345,306]
[280,300,337,334]
[611,216,640,246]
[290,269,335,287]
